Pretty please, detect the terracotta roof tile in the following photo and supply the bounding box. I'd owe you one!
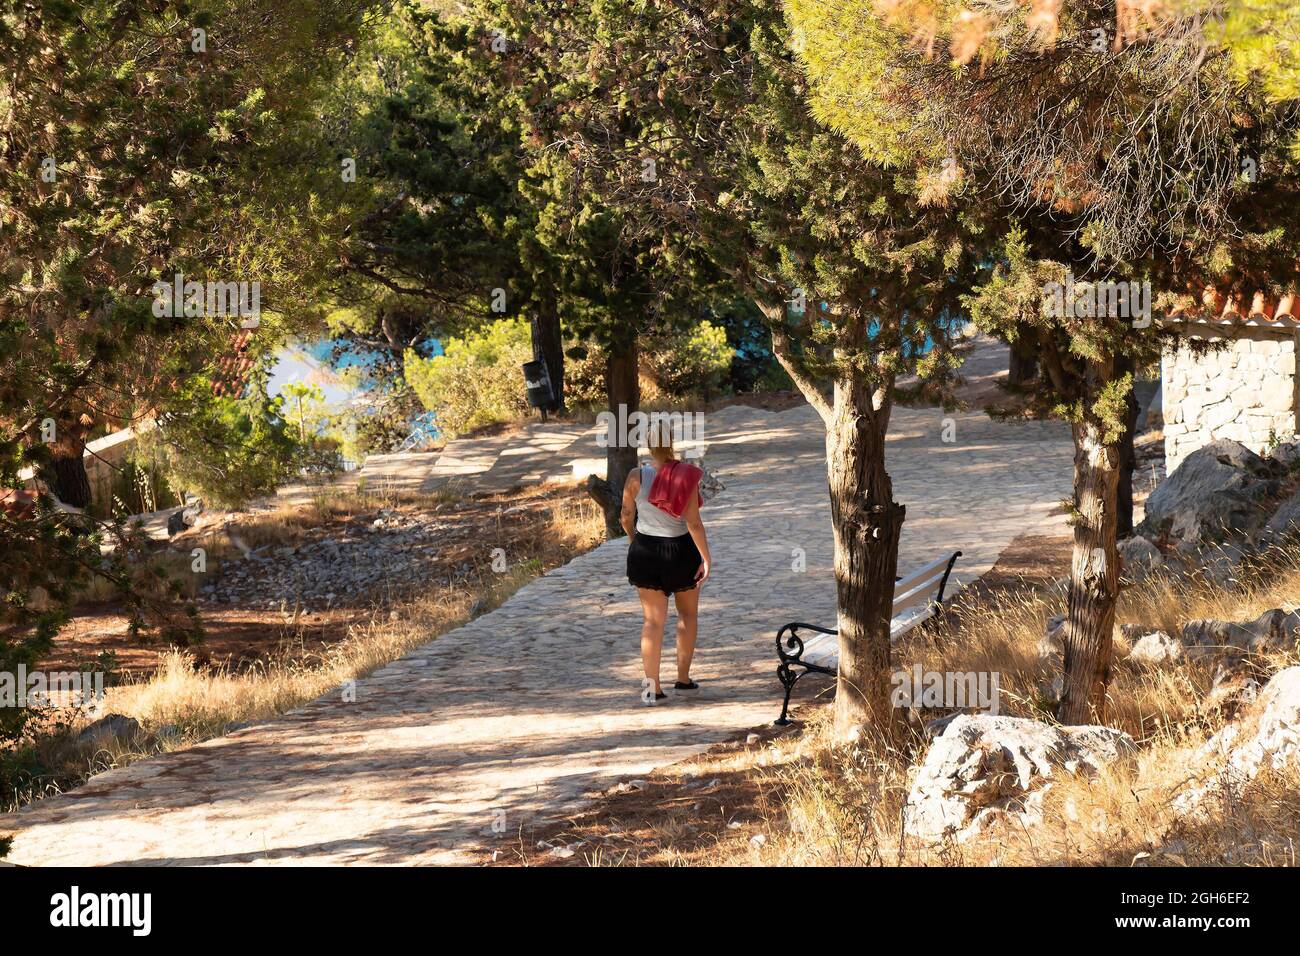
[1167,287,1300,329]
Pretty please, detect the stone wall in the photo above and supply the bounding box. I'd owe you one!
[1162,327,1299,474]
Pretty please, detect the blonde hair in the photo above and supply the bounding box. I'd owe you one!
[646,416,676,462]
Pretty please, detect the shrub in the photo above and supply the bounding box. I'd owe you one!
[279,381,345,479]
[566,320,739,412]
[139,378,300,509]
[404,318,533,438]
[563,343,610,410]
[713,301,789,393]
[643,321,735,398]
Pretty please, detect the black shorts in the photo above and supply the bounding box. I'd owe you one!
[627,532,702,595]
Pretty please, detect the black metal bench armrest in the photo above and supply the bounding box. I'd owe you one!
[775,621,838,666]
[773,621,838,725]
[935,550,962,604]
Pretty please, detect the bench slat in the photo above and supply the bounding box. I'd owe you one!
[889,603,937,636]
[802,642,839,669]
[892,581,944,616]
[804,604,940,671]
[800,632,836,655]
[891,570,949,615]
[894,553,954,591]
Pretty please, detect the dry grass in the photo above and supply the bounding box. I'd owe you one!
[112,561,536,737]
[753,714,1300,867]
[22,502,1300,865]
[198,485,467,553]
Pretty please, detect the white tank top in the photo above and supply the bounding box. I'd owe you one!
[635,464,689,537]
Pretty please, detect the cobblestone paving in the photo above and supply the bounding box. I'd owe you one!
[0,402,1073,865]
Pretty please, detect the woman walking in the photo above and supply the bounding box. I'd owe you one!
[621,423,711,704]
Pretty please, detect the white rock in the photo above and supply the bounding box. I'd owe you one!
[923,713,960,739]
[1261,489,1300,542]
[1128,630,1184,666]
[1117,535,1164,581]
[1138,439,1280,544]
[1036,671,1064,707]
[1180,618,1240,659]
[1037,615,1065,664]
[75,713,142,747]
[1198,666,1259,720]
[1175,667,1300,812]
[1246,608,1300,653]
[903,714,1136,843]
[1181,610,1300,659]
[1270,441,1300,471]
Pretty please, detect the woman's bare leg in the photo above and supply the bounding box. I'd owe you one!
[637,587,669,694]
[672,586,700,684]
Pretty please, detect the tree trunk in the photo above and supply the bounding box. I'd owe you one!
[755,299,903,740]
[1007,322,1038,388]
[1058,358,1122,725]
[826,370,904,741]
[585,335,639,538]
[49,429,92,509]
[1115,355,1139,538]
[532,294,566,414]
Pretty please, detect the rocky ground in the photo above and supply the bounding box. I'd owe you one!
[197,503,516,613]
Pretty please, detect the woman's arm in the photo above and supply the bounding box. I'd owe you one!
[620,468,639,538]
[684,491,711,584]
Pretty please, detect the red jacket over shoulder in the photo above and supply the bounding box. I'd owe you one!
[647,460,703,519]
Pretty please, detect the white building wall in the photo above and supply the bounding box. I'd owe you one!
[1163,329,1298,474]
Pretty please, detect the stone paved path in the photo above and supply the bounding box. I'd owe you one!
[0,401,1073,866]
[455,422,599,494]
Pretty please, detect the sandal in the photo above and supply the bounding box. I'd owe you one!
[641,680,667,705]
[674,680,699,691]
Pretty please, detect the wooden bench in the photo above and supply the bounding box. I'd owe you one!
[773,551,962,725]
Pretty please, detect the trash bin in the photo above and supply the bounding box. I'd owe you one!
[522,360,555,415]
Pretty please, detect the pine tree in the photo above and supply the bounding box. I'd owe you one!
[786,0,1300,722]
[333,2,732,534]
[482,0,988,736]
